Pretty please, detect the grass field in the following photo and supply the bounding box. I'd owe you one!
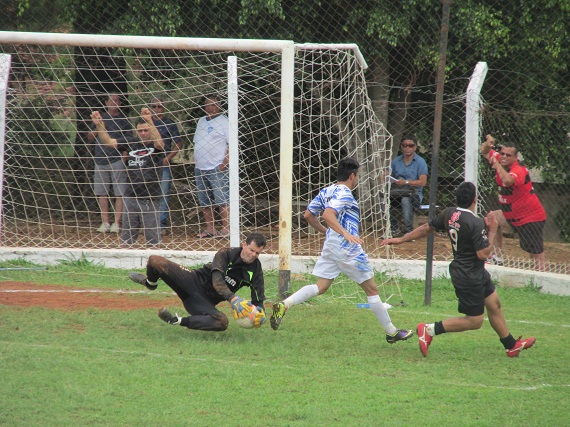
[1,261,569,426]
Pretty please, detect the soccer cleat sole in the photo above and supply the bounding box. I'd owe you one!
[270,302,286,330]
[128,272,157,290]
[417,323,433,357]
[386,329,414,344]
[158,307,179,325]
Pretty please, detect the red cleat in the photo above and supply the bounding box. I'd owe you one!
[417,323,433,357]
[506,336,536,357]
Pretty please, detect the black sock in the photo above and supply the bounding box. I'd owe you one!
[434,321,446,336]
[500,333,516,349]
[180,317,190,327]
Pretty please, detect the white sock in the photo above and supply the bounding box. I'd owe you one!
[146,279,158,286]
[368,295,397,335]
[284,284,319,308]
[426,323,435,336]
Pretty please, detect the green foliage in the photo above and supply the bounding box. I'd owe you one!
[555,202,570,243]
[7,93,74,158]
[0,258,43,269]
[56,253,103,268]
[113,0,183,36]
[2,0,72,31]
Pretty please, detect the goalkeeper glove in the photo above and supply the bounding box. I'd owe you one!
[231,296,253,320]
[253,307,266,328]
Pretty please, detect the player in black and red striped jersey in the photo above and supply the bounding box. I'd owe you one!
[381,182,536,358]
[480,135,546,270]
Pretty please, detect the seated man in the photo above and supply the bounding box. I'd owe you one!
[388,135,428,236]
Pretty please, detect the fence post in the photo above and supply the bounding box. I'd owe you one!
[465,61,488,215]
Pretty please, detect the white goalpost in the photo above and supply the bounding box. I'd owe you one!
[0,31,399,303]
[0,53,11,240]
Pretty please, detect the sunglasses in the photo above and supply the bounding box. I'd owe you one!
[151,104,164,109]
[499,152,514,157]
[401,143,416,148]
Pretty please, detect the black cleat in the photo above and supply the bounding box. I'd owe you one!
[128,272,157,290]
[158,307,181,325]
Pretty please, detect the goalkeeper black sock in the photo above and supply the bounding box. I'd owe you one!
[500,333,516,350]
[180,317,190,327]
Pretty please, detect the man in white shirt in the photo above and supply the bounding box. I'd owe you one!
[193,94,230,238]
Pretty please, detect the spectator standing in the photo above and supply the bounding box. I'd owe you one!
[193,94,230,238]
[88,93,132,233]
[149,97,183,233]
[381,181,536,358]
[91,108,165,247]
[480,134,547,270]
[388,135,428,236]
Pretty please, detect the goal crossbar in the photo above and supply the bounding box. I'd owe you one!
[0,31,292,53]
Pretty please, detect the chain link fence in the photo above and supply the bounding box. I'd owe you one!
[1,0,569,273]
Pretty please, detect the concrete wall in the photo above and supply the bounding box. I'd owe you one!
[1,247,569,296]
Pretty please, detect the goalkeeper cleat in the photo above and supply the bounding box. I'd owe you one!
[386,329,414,344]
[270,302,286,330]
[128,272,157,290]
[417,323,433,357]
[158,307,181,325]
[506,336,536,358]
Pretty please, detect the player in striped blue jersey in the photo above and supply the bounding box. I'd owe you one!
[271,157,414,345]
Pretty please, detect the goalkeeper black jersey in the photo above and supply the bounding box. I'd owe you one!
[195,247,265,307]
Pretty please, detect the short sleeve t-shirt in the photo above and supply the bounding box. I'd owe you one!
[430,207,489,286]
[308,183,362,257]
[193,114,229,170]
[488,149,546,226]
[122,140,164,198]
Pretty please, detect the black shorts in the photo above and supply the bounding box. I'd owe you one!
[511,221,545,255]
[452,271,496,316]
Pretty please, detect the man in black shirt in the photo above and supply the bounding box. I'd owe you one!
[381,182,536,358]
[92,108,165,246]
[128,233,267,331]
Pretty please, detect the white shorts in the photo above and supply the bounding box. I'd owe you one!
[312,235,374,284]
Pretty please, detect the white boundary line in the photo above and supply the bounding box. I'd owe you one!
[0,289,174,295]
[2,288,568,328]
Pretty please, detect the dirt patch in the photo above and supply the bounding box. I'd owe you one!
[0,281,180,311]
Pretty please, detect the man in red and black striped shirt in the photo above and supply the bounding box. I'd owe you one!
[480,135,546,270]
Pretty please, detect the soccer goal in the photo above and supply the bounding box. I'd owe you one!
[0,31,399,301]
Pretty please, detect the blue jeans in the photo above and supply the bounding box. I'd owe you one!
[390,194,420,234]
[159,167,172,228]
[195,166,230,207]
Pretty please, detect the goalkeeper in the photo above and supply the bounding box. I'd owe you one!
[129,233,267,331]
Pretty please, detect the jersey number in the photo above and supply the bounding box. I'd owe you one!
[448,229,458,251]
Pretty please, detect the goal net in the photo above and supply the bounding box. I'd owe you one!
[0,33,400,303]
